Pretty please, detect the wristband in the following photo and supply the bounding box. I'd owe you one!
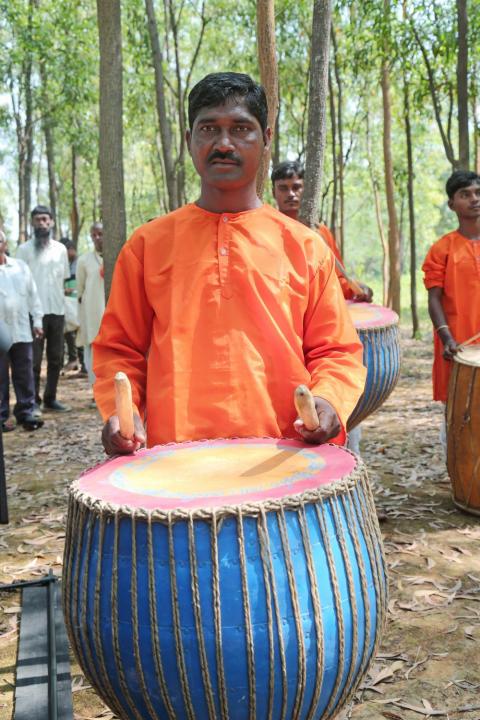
[435,324,449,332]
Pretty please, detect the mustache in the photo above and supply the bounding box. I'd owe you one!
[208,151,241,164]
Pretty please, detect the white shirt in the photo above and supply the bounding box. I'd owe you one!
[16,238,70,315]
[76,250,105,345]
[0,257,43,343]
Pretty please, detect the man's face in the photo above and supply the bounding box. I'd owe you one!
[272,175,304,215]
[186,99,270,191]
[91,226,103,253]
[449,182,480,220]
[0,235,7,256]
[67,246,77,263]
[32,213,53,244]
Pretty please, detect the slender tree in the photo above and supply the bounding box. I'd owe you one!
[97,0,127,299]
[457,0,469,169]
[256,0,279,197]
[381,0,401,314]
[299,0,332,227]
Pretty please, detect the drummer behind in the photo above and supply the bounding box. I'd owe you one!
[271,160,373,303]
[93,72,366,455]
[422,170,480,441]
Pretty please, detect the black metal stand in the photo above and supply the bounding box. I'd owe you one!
[0,423,8,524]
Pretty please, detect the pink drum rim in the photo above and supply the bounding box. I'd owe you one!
[347,302,399,329]
[74,438,358,511]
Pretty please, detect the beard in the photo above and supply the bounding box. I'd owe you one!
[33,227,51,249]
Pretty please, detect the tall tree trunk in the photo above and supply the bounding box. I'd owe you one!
[272,91,280,169]
[39,67,59,229]
[144,0,178,211]
[403,2,418,336]
[328,67,338,235]
[473,92,480,174]
[299,0,332,227]
[457,0,469,169]
[331,25,345,256]
[366,111,388,305]
[256,0,279,197]
[97,0,127,300]
[381,0,401,314]
[71,146,80,247]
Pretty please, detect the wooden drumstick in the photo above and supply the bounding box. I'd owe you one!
[294,385,320,431]
[114,372,135,440]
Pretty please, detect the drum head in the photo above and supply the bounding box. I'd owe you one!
[454,345,480,367]
[347,302,399,329]
[75,439,357,511]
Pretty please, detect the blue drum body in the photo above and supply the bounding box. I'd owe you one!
[348,323,401,431]
[64,456,387,720]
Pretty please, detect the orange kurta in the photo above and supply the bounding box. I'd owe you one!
[93,204,366,446]
[318,224,354,300]
[422,230,480,401]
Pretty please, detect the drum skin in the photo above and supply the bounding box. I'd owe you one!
[347,303,401,431]
[63,439,387,720]
[447,349,480,515]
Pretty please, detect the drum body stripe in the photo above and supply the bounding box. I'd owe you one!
[348,325,401,430]
[64,462,387,720]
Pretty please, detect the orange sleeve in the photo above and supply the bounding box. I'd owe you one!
[304,242,366,443]
[422,238,447,289]
[317,224,354,300]
[92,234,154,421]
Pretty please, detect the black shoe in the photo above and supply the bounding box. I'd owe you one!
[43,400,71,412]
[22,417,44,431]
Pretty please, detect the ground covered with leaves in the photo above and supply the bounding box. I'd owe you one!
[1,331,479,720]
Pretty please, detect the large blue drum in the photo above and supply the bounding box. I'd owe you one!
[63,438,387,719]
[347,303,401,430]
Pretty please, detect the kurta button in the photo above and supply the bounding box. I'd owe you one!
[220,247,227,256]
[222,216,228,222]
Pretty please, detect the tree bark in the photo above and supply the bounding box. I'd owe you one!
[144,0,178,211]
[457,0,469,169]
[381,0,401,314]
[299,0,332,227]
[70,147,80,247]
[256,0,279,197]
[328,66,338,235]
[331,25,345,256]
[96,0,127,300]
[366,112,389,306]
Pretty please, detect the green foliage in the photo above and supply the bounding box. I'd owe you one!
[0,0,475,330]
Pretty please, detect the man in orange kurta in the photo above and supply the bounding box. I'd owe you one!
[94,73,366,455]
[422,170,480,402]
[271,160,373,302]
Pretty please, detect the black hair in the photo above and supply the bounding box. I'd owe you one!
[188,72,268,132]
[271,160,305,184]
[60,237,75,250]
[446,170,480,199]
[31,204,53,219]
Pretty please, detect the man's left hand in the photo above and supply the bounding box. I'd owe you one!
[33,327,44,339]
[294,396,342,444]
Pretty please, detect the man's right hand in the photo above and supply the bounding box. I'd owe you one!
[102,413,146,455]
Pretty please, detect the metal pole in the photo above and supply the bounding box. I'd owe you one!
[47,570,58,720]
[0,424,8,524]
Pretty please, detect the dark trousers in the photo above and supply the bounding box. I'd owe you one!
[0,342,36,422]
[64,331,77,364]
[33,314,65,404]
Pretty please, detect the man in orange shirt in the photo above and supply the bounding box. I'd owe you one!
[422,170,480,410]
[271,160,373,302]
[94,72,366,455]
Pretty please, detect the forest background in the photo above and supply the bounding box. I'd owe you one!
[0,0,478,333]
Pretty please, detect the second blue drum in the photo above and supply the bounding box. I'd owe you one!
[347,302,401,430]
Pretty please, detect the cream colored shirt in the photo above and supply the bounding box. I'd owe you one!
[76,250,105,346]
[16,238,70,315]
[0,257,43,343]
